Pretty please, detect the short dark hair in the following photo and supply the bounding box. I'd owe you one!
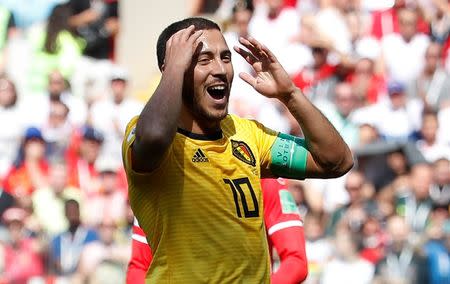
[156,17,221,71]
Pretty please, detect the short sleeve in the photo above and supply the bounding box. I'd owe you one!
[247,119,278,178]
[261,178,303,236]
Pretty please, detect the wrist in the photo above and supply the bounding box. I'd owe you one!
[279,87,303,106]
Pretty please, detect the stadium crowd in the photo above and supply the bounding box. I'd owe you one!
[0,0,448,283]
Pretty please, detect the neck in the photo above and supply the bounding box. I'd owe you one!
[424,68,436,77]
[178,106,222,136]
[114,95,124,105]
[268,8,281,19]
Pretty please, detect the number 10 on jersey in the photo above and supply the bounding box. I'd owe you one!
[223,177,259,218]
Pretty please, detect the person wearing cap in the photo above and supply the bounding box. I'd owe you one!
[66,126,104,196]
[367,81,423,142]
[2,127,49,198]
[0,207,44,283]
[83,156,127,227]
[90,66,143,165]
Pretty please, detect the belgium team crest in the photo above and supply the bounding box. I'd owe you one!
[231,140,256,167]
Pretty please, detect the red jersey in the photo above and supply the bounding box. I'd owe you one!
[126,178,308,284]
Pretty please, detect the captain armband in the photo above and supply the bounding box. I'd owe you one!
[270,133,308,179]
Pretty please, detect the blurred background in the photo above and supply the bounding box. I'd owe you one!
[0,0,449,283]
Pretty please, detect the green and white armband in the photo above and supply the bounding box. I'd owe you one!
[270,132,308,179]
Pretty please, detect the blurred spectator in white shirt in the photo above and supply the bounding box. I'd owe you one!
[381,8,429,85]
[303,213,333,284]
[371,81,423,142]
[42,100,74,162]
[26,70,88,128]
[90,67,143,164]
[317,82,360,149]
[0,77,26,179]
[321,228,375,284]
[416,110,450,162]
[249,0,300,60]
[407,42,450,111]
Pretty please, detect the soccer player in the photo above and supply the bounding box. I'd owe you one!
[122,17,353,283]
[126,178,308,284]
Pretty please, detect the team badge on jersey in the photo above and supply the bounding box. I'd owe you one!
[279,190,298,214]
[231,140,256,166]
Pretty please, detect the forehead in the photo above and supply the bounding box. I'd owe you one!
[195,29,229,52]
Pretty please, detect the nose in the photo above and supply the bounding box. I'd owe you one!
[211,58,227,76]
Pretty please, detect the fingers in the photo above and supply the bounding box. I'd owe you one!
[239,37,266,59]
[189,29,204,44]
[239,36,279,62]
[233,46,258,65]
[239,72,256,88]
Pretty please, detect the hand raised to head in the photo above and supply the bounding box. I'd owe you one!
[234,37,297,102]
[163,25,203,72]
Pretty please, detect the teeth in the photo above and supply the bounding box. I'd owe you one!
[209,85,225,91]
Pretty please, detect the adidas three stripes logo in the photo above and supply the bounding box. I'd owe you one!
[192,149,209,163]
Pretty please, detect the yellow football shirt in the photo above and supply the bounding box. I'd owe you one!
[122,114,278,283]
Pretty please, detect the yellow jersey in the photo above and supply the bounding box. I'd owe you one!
[122,114,278,283]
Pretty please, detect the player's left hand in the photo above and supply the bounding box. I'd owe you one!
[234,37,297,102]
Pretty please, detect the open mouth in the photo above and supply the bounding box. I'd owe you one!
[206,84,228,101]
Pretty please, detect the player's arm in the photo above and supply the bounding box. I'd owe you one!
[234,37,353,179]
[270,226,308,284]
[126,220,152,284]
[132,26,203,172]
[262,179,308,284]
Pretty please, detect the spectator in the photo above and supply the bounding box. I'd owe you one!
[374,215,429,284]
[0,207,44,284]
[371,81,423,142]
[66,126,104,197]
[315,0,353,56]
[303,213,333,284]
[321,229,374,284]
[423,203,450,284]
[347,57,386,105]
[76,218,130,283]
[27,3,85,95]
[416,110,450,162]
[326,170,377,236]
[249,0,300,59]
[381,8,430,85]
[429,157,450,206]
[317,82,360,149]
[407,41,450,111]
[0,77,25,180]
[396,163,434,235]
[84,157,127,227]
[90,67,143,164]
[42,100,74,162]
[2,127,49,200]
[69,0,119,98]
[292,40,337,102]
[48,199,98,277]
[32,162,83,236]
[370,0,429,40]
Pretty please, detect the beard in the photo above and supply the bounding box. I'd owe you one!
[182,85,228,123]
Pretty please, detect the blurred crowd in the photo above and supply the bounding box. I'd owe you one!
[0,0,449,283]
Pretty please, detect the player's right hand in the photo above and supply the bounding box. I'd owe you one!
[163,25,203,72]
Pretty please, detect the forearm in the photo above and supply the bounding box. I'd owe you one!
[280,88,353,177]
[135,68,184,150]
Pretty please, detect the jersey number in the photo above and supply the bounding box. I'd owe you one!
[223,177,259,218]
